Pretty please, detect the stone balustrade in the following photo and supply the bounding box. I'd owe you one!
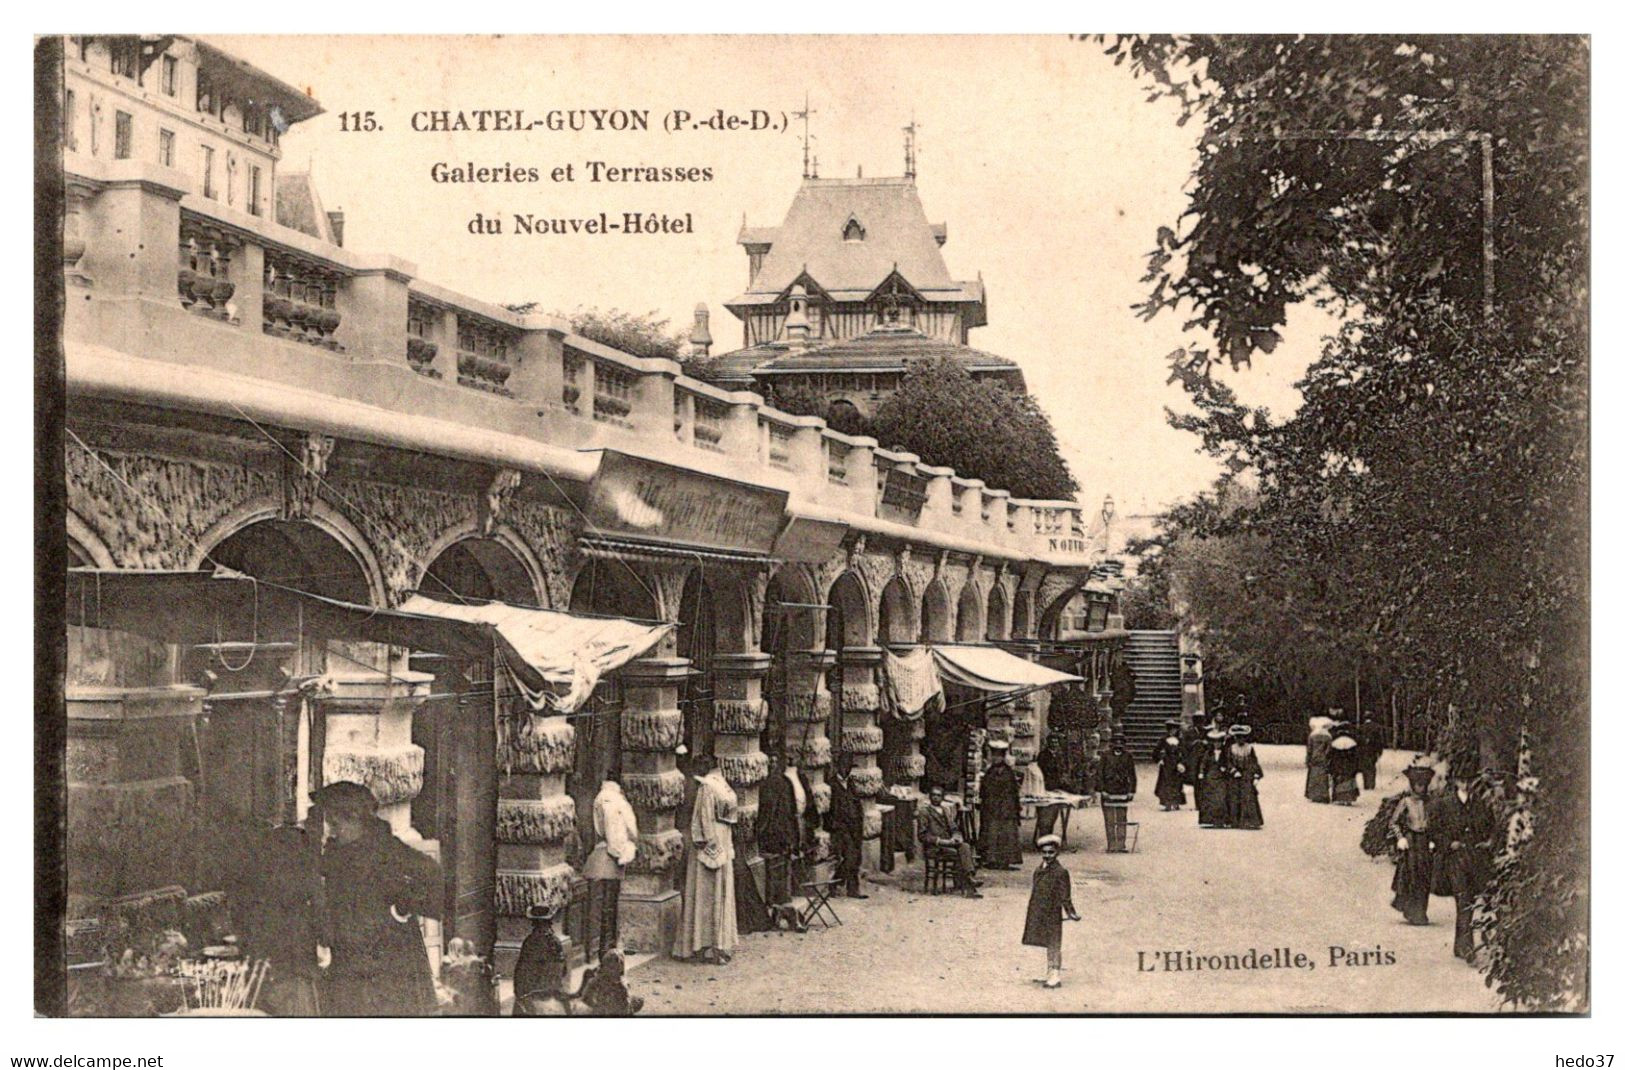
[61,154,1094,569]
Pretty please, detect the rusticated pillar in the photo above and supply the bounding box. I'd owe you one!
[491,708,577,968]
[712,652,772,891]
[784,649,836,871]
[837,646,886,871]
[1009,693,1041,772]
[616,656,690,957]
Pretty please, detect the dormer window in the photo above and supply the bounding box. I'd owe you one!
[842,216,866,243]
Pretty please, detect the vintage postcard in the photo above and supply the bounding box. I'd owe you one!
[35,33,1589,1021]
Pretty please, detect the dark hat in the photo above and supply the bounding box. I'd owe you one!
[1206,726,1227,740]
[1164,718,1180,728]
[526,902,561,922]
[309,780,378,816]
[1403,755,1437,785]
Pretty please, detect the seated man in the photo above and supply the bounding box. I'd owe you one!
[918,785,982,898]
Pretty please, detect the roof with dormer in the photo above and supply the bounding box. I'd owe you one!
[707,326,1026,391]
[727,176,983,310]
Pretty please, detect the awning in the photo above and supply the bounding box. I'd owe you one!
[930,644,1084,695]
[66,569,671,713]
[400,595,672,712]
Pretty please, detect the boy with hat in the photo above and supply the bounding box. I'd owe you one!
[1022,835,1080,988]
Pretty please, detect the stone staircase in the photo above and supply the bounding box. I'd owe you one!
[1120,630,1184,760]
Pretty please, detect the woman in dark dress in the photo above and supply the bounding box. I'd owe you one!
[1021,835,1079,988]
[978,741,1024,868]
[1195,727,1231,828]
[1388,757,1437,925]
[1151,719,1188,811]
[1224,725,1264,829]
[1329,724,1362,804]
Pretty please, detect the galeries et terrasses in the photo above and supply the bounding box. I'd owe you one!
[53,34,1137,1004]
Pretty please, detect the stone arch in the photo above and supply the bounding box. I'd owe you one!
[1012,590,1033,640]
[418,522,548,608]
[192,497,388,607]
[1039,586,1087,640]
[200,509,380,607]
[765,564,824,653]
[567,557,660,621]
[825,570,872,650]
[955,580,985,642]
[66,510,115,568]
[920,578,953,643]
[986,584,1010,641]
[879,575,917,648]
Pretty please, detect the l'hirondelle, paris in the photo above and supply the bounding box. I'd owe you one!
[37,32,1589,1024]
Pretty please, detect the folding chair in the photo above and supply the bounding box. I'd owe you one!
[799,879,842,929]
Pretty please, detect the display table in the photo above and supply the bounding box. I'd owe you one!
[1022,792,1090,845]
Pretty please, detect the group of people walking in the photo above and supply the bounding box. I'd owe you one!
[1306,714,1385,805]
[1387,756,1497,961]
[1151,718,1264,830]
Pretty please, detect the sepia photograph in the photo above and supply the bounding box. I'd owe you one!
[33,31,1590,1025]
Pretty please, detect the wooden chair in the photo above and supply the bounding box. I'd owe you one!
[922,846,954,895]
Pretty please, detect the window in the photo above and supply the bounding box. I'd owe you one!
[243,108,264,138]
[842,216,866,242]
[200,145,215,199]
[248,166,262,216]
[161,55,177,96]
[109,38,138,80]
[157,128,174,167]
[113,111,132,160]
[62,89,76,150]
[196,70,214,115]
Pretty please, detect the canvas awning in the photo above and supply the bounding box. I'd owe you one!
[66,569,671,713]
[399,595,672,712]
[930,644,1084,695]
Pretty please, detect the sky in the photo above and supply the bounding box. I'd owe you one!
[220,34,1330,516]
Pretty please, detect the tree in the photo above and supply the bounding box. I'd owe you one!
[506,304,689,362]
[869,358,1078,501]
[1104,35,1587,1008]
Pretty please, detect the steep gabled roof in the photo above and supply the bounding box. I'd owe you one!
[732,177,973,304]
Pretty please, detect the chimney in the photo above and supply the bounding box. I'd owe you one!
[326,209,345,247]
[690,303,713,357]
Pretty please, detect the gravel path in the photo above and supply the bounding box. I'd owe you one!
[632,744,1505,1014]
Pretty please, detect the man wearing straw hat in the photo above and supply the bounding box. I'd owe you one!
[311,780,443,1016]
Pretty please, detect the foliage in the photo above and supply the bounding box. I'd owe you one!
[506,304,689,362]
[869,358,1078,500]
[1102,34,1587,1009]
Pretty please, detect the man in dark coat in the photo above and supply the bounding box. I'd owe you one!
[756,754,802,906]
[1022,835,1079,988]
[827,758,868,899]
[919,784,981,897]
[1429,774,1497,960]
[978,740,1023,869]
[1357,718,1386,790]
[313,781,443,1017]
[1098,736,1138,853]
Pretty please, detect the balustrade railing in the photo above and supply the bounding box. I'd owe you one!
[827,441,850,485]
[456,318,517,395]
[593,364,635,425]
[767,423,794,469]
[406,298,441,378]
[177,214,237,321]
[262,249,343,350]
[693,395,726,451]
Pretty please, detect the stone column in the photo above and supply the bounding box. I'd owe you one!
[491,708,578,968]
[1009,693,1041,772]
[66,684,205,909]
[783,649,836,873]
[616,656,690,957]
[712,652,772,892]
[317,668,434,843]
[836,646,886,870]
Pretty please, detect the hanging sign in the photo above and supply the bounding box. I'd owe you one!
[583,450,788,554]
